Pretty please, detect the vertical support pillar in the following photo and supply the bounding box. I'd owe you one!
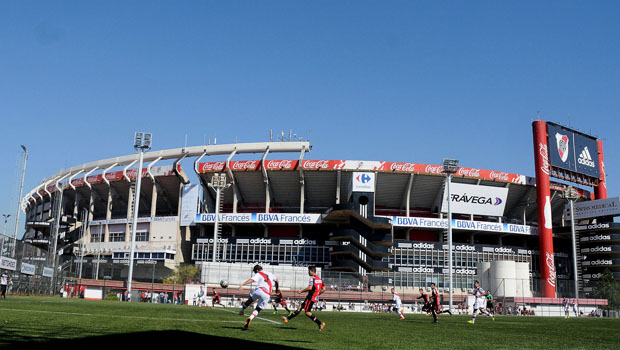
[87,191,95,244]
[126,184,134,244]
[532,120,556,298]
[595,139,607,199]
[151,182,158,218]
[105,187,112,243]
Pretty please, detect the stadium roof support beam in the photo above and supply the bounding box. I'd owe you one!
[147,157,174,213]
[298,146,307,213]
[433,177,447,215]
[194,150,215,211]
[261,148,273,213]
[336,170,341,205]
[226,150,245,213]
[401,174,415,216]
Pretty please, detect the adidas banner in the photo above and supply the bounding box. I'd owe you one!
[546,123,600,178]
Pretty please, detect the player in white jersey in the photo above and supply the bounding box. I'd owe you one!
[391,288,405,320]
[238,264,278,330]
[562,297,570,319]
[468,281,491,324]
[572,299,579,317]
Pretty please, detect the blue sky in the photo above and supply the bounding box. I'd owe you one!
[1,1,619,236]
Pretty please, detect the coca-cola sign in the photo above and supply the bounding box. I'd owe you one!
[265,159,297,170]
[457,167,481,177]
[199,162,225,173]
[302,160,331,170]
[489,171,509,181]
[424,164,443,174]
[230,160,259,171]
[388,162,416,172]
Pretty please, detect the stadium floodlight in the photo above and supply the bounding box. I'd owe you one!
[442,158,459,314]
[13,145,28,257]
[563,186,580,299]
[128,132,152,298]
[208,173,231,263]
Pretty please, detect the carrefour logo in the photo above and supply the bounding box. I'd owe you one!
[357,173,372,184]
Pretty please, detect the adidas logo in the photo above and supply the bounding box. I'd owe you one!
[578,146,596,168]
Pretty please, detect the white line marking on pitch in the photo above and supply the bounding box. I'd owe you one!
[0,308,250,324]
[218,308,280,324]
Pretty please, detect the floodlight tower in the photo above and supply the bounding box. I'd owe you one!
[208,173,230,263]
[127,132,152,297]
[442,158,459,312]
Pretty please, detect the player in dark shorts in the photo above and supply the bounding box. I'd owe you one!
[486,292,495,320]
[417,288,431,315]
[211,288,224,307]
[281,266,326,332]
[272,289,291,314]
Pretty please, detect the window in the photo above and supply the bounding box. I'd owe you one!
[91,232,103,243]
[109,232,125,242]
[136,231,149,242]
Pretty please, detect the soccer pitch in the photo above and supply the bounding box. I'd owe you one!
[0,297,618,349]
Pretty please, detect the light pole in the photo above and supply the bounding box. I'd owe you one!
[13,145,28,258]
[442,158,459,313]
[2,214,10,256]
[563,186,579,299]
[127,132,152,297]
[208,173,230,263]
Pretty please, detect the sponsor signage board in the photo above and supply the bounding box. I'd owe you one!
[441,183,508,217]
[0,257,17,271]
[392,216,538,235]
[89,216,178,226]
[565,197,620,220]
[20,263,35,275]
[196,237,319,246]
[352,172,375,192]
[180,184,200,226]
[42,267,54,277]
[195,213,322,224]
[547,123,600,178]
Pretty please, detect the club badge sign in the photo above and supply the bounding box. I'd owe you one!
[546,123,600,178]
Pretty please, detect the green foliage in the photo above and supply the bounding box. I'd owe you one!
[163,264,200,284]
[591,269,620,310]
[104,293,119,301]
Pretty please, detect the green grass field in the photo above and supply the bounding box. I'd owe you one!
[0,296,618,349]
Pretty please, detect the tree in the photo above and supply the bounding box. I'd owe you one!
[591,269,620,310]
[163,265,201,284]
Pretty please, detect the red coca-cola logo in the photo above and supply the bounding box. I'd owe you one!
[545,252,556,287]
[231,161,258,171]
[424,165,443,174]
[200,162,225,172]
[303,160,330,169]
[539,143,550,176]
[390,162,416,172]
[489,171,509,181]
[266,159,295,169]
[457,168,481,177]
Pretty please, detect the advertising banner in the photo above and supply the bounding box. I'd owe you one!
[547,123,600,178]
[20,263,35,276]
[391,216,537,235]
[195,213,322,224]
[352,172,375,192]
[565,197,620,220]
[180,184,200,226]
[0,257,17,271]
[440,182,508,216]
[42,267,54,277]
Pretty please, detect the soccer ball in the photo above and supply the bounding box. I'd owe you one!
[220,280,229,288]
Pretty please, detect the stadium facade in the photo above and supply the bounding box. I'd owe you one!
[19,122,616,298]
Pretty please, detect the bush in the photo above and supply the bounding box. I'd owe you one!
[104,293,119,301]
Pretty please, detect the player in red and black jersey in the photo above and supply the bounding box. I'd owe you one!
[431,283,452,316]
[272,289,291,314]
[417,288,431,315]
[211,288,223,307]
[281,266,326,332]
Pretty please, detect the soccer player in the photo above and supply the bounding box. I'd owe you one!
[238,265,278,330]
[562,297,570,319]
[428,283,443,322]
[391,288,405,320]
[272,289,291,315]
[485,291,495,320]
[417,288,431,316]
[572,299,579,317]
[468,281,491,324]
[281,266,326,332]
[0,270,10,299]
[212,288,223,307]
[198,286,208,308]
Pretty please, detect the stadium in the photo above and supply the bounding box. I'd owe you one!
[13,121,617,312]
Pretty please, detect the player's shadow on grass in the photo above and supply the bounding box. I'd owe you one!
[2,330,303,349]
